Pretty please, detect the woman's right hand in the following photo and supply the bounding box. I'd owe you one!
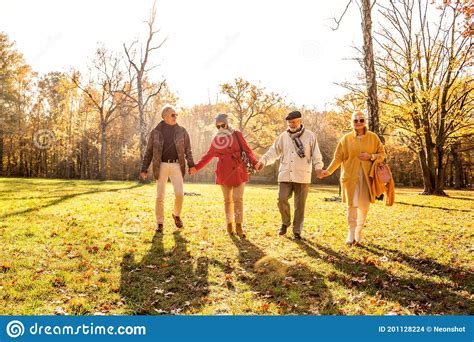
[189,167,197,175]
[255,162,264,171]
[319,170,330,179]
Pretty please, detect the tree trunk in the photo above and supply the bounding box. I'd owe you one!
[452,141,463,189]
[19,138,25,177]
[361,0,382,142]
[418,150,434,194]
[434,145,447,196]
[137,75,147,165]
[99,123,107,181]
[0,133,3,173]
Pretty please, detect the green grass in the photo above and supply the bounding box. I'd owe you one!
[0,177,472,315]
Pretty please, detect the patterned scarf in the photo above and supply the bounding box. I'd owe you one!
[287,125,306,158]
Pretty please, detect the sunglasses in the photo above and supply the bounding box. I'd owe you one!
[216,124,227,129]
[353,119,365,124]
[170,114,178,118]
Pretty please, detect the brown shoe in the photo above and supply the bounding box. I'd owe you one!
[172,214,183,228]
[235,223,246,238]
[226,223,234,235]
[156,224,163,233]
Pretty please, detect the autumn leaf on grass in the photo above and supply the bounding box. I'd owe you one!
[362,256,379,266]
[103,243,113,251]
[260,303,270,313]
[0,263,13,272]
[52,275,66,288]
[86,246,99,254]
[453,271,468,280]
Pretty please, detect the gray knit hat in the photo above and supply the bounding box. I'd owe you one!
[215,113,229,125]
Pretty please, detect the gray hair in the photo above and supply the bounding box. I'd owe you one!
[351,110,366,119]
[161,104,176,118]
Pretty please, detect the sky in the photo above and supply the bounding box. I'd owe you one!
[1,0,369,110]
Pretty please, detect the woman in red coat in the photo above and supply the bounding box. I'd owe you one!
[189,114,258,237]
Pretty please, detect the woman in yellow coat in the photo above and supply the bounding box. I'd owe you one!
[321,111,385,245]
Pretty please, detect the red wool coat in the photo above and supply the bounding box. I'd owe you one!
[194,130,258,186]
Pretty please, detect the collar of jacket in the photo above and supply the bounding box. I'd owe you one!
[156,120,181,131]
[351,127,367,137]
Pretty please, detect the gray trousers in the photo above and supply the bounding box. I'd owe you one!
[277,182,310,234]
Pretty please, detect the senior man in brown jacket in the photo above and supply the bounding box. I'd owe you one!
[140,105,195,233]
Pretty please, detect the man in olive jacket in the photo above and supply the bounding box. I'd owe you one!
[140,105,195,232]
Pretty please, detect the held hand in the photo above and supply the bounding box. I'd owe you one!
[315,169,323,178]
[255,162,265,171]
[358,152,371,161]
[319,170,330,179]
[140,171,148,180]
[189,167,197,175]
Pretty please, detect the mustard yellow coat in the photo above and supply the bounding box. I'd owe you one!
[327,129,385,206]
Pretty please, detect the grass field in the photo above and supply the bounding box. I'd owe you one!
[0,177,472,315]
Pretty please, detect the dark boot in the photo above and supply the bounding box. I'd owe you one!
[226,223,234,235]
[156,223,163,233]
[172,214,183,228]
[278,224,288,236]
[235,223,246,238]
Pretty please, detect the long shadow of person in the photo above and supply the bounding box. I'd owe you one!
[360,244,474,297]
[300,240,473,314]
[222,236,337,314]
[120,230,209,314]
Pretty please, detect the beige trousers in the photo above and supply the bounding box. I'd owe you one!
[220,183,245,224]
[347,166,370,242]
[155,162,184,224]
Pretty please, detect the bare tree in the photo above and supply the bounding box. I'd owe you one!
[123,2,166,167]
[375,0,473,195]
[72,47,129,181]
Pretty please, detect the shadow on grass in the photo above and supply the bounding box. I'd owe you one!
[224,236,337,314]
[360,244,474,294]
[299,240,473,315]
[396,201,472,213]
[446,196,474,201]
[0,184,142,220]
[120,230,209,314]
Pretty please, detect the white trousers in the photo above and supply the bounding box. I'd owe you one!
[155,162,184,224]
[347,167,370,242]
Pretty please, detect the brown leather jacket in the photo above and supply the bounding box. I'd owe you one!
[141,121,195,179]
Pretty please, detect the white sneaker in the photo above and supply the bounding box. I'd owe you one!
[346,230,355,245]
[355,226,363,244]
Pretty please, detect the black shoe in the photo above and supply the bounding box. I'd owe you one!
[278,224,288,235]
[156,224,163,233]
[172,214,183,228]
[294,233,302,240]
